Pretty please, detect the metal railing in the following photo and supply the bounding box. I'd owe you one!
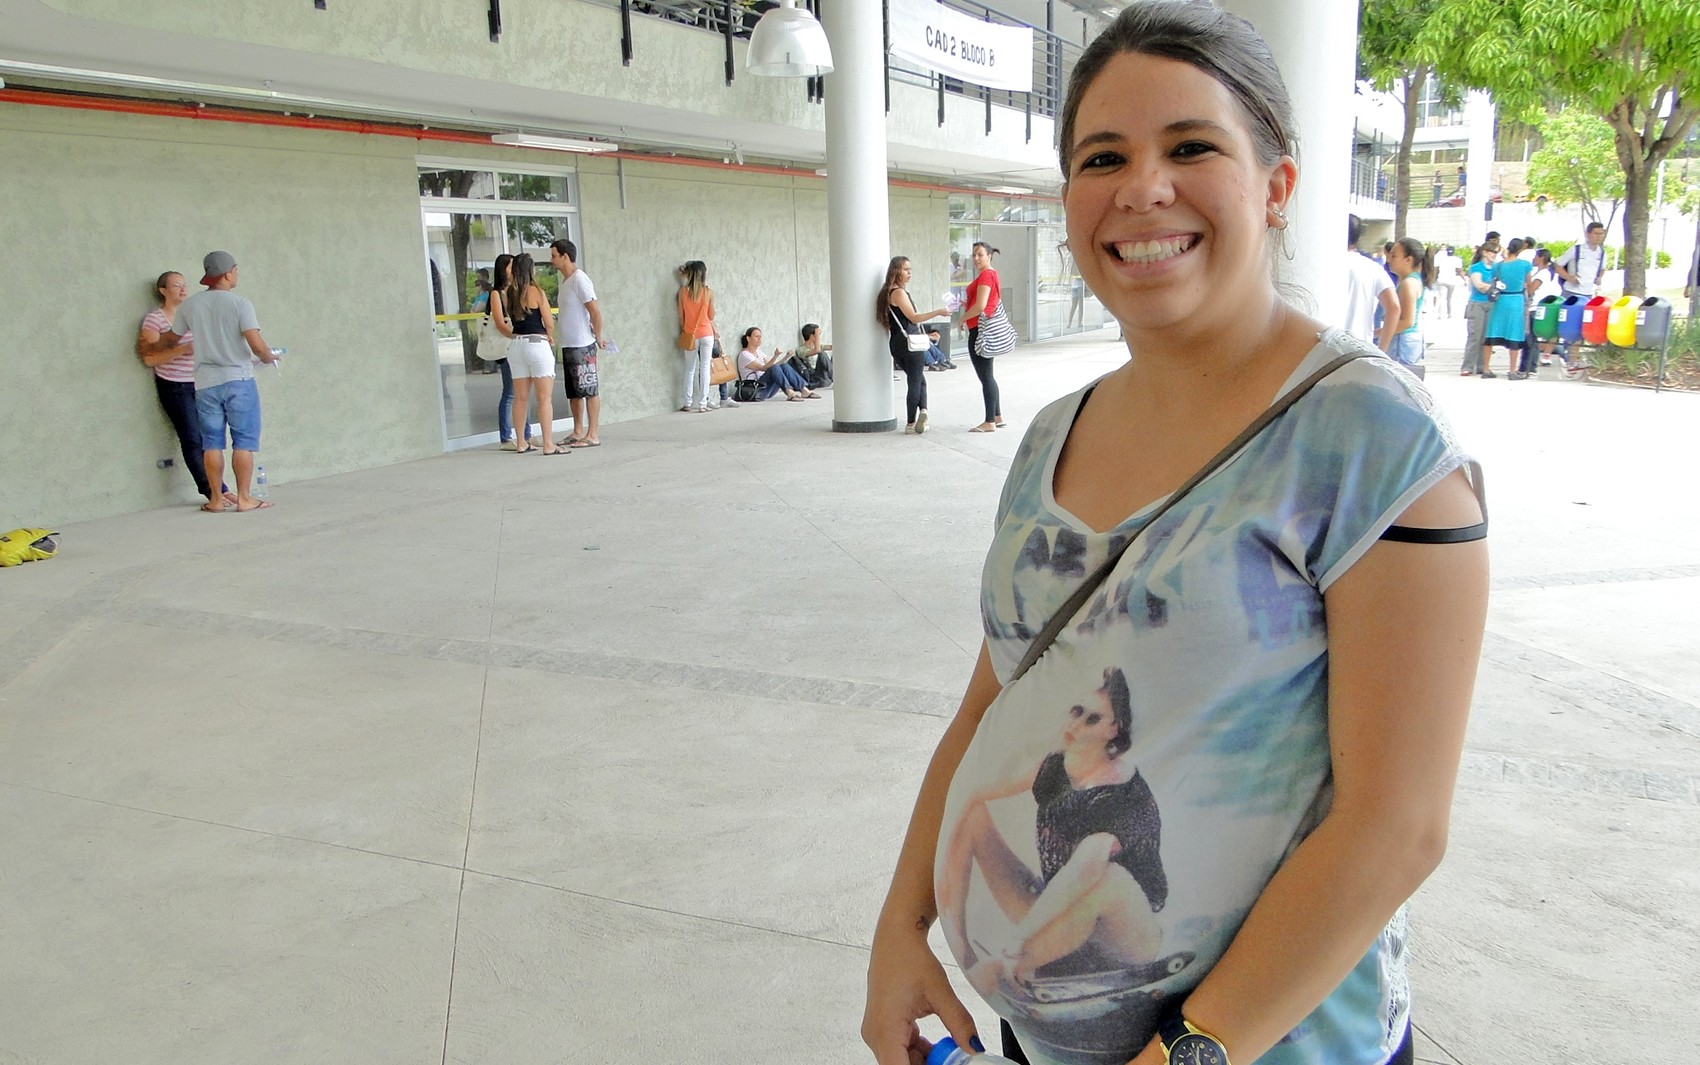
[591,0,1081,140]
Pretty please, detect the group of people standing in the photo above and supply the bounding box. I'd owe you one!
[1347,218,1612,382]
[879,241,1008,434]
[673,260,831,412]
[475,238,607,453]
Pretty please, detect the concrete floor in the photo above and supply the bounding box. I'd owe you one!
[2,320,1695,1064]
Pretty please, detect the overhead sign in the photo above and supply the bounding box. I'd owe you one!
[888,0,1035,94]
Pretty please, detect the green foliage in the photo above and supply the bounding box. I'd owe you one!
[1527,109,1625,227]
[1358,0,1444,91]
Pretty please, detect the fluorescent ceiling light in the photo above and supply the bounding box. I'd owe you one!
[490,132,617,153]
[985,184,1032,195]
[747,0,834,78]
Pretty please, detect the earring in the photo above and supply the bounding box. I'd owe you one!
[1269,205,1289,229]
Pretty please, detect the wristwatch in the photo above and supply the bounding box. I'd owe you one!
[1158,1011,1231,1065]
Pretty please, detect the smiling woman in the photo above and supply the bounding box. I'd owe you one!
[862,6,1490,1065]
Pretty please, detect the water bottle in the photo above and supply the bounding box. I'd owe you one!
[926,1037,1018,1065]
[253,465,269,501]
[269,346,286,371]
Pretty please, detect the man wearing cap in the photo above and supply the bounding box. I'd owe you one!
[140,251,279,511]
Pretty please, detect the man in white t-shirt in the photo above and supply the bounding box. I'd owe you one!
[1554,222,1607,298]
[549,238,608,447]
[1434,245,1463,317]
[1342,215,1397,351]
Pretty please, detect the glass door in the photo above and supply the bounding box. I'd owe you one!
[419,162,578,448]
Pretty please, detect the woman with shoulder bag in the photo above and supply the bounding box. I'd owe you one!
[863,7,1486,1065]
[677,261,720,412]
[960,241,1007,432]
[878,256,950,434]
[491,253,565,454]
[478,255,522,449]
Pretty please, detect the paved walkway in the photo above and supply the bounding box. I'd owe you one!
[2,320,1694,1064]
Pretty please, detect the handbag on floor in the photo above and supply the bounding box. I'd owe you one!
[977,302,1018,357]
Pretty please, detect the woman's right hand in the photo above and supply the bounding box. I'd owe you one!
[862,920,981,1065]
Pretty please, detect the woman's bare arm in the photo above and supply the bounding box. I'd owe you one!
[863,643,1005,1065]
[136,325,192,368]
[1124,468,1487,1064]
[892,288,948,324]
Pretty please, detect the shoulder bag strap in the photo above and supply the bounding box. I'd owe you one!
[1007,351,1370,685]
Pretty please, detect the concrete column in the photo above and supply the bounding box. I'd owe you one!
[1463,90,1497,249]
[1219,0,1358,328]
[822,0,894,432]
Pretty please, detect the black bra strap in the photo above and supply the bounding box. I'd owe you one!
[1379,522,1488,544]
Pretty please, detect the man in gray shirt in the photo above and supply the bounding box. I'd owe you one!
[141,251,279,511]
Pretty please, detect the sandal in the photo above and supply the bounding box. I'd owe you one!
[514,446,538,454]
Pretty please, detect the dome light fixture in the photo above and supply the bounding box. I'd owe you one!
[746,0,834,78]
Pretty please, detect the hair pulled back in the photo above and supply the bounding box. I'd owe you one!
[1057,2,1298,179]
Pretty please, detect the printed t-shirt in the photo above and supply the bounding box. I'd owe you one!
[1343,252,1394,344]
[142,308,195,383]
[936,330,1482,1065]
[966,268,1000,329]
[173,288,260,389]
[556,269,598,348]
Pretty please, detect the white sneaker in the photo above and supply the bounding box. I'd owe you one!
[499,440,518,451]
[723,397,740,407]
[706,401,720,410]
[528,436,542,449]
[915,410,928,435]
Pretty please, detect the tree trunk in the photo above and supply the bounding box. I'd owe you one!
[1394,67,1426,239]
[1621,163,1653,296]
[450,216,478,372]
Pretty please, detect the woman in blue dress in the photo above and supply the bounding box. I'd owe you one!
[1483,238,1537,379]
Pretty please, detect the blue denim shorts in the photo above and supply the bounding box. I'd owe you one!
[196,378,262,452]
[1388,331,1425,367]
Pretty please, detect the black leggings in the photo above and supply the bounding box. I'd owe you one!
[154,376,224,500]
[998,1019,1415,1064]
[896,347,926,425]
[968,326,1001,422]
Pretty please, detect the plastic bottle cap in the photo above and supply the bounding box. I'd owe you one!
[925,1037,963,1065]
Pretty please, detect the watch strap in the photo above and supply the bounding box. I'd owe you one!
[1157,1010,1231,1064]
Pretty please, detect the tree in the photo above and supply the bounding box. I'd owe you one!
[1358,0,1451,239]
[419,169,482,372]
[1421,0,1700,295]
[1526,108,1625,231]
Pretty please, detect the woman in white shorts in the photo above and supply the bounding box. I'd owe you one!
[492,253,566,455]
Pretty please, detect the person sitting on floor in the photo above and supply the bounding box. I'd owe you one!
[923,327,957,371]
[736,326,820,401]
[795,323,834,388]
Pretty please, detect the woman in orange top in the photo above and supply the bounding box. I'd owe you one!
[677,260,720,413]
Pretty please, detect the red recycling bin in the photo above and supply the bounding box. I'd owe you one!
[1580,296,1610,345]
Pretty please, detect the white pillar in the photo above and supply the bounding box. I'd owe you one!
[1463,90,1497,248]
[822,0,894,431]
[1219,0,1358,328]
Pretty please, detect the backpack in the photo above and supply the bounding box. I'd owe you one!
[0,528,58,567]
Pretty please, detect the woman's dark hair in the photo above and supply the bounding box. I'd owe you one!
[972,241,1000,259]
[153,271,181,304]
[801,323,819,343]
[875,255,909,330]
[504,253,537,321]
[1057,1,1297,179]
[680,260,707,299]
[1507,237,1526,257]
[740,325,760,349]
[1101,666,1134,758]
[492,254,513,290]
[1470,243,1493,266]
[1392,236,1436,288]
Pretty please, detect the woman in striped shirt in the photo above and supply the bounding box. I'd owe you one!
[136,271,232,505]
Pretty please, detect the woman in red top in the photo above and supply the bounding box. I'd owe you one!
[961,242,1006,432]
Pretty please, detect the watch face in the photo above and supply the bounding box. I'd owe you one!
[1170,1033,1228,1065]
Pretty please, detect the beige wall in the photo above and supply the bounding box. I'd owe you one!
[0,102,950,528]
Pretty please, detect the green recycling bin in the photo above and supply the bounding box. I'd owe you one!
[1634,297,1673,348]
[1532,295,1562,340]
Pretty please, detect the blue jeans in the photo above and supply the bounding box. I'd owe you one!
[154,377,226,499]
[923,343,949,366]
[496,356,516,441]
[761,362,808,397]
[196,378,262,452]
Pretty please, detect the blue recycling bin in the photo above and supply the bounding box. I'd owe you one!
[1556,295,1586,344]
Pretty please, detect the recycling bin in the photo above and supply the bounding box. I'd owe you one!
[1633,297,1674,349]
[1531,295,1562,340]
[1606,295,1640,347]
[1556,295,1586,344]
[1580,295,1611,345]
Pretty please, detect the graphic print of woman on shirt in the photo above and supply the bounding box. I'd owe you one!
[937,666,1169,1007]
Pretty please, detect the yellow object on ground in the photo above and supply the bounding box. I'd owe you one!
[0,528,58,566]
